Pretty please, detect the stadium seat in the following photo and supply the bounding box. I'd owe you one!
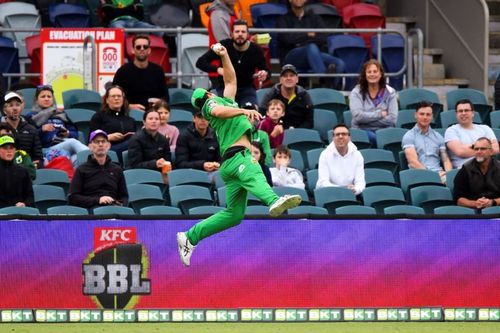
[170,184,214,214]
[168,168,212,189]
[445,168,459,194]
[362,185,406,214]
[25,34,41,85]
[313,108,338,142]
[359,148,399,175]
[343,110,352,127]
[342,3,385,48]
[272,186,311,206]
[365,168,397,187]
[439,110,482,128]
[305,169,318,194]
[33,184,67,214]
[122,150,129,169]
[327,34,368,90]
[93,206,135,216]
[124,169,165,192]
[188,205,224,216]
[287,205,329,216]
[309,88,348,123]
[396,109,418,129]
[47,205,89,215]
[283,129,324,169]
[17,87,37,112]
[256,88,272,107]
[127,184,165,213]
[399,169,444,199]
[0,36,20,88]
[375,127,408,159]
[328,127,372,149]
[306,2,342,28]
[49,3,90,27]
[383,205,425,215]
[0,2,41,58]
[494,128,500,141]
[371,34,405,90]
[324,0,361,15]
[398,150,409,171]
[170,109,195,133]
[64,108,95,144]
[33,169,71,194]
[140,205,182,215]
[490,110,500,128]
[398,88,443,125]
[336,205,376,215]
[306,147,323,170]
[178,33,210,89]
[481,206,500,214]
[245,205,270,215]
[62,89,102,112]
[446,88,492,124]
[149,2,191,29]
[250,2,288,58]
[76,149,119,166]
[168,88,196,113]
[314,187,360,214]
[433,205,476,215]
[410,185,454,214]
[126,34,171,77]
[0,206,40,215]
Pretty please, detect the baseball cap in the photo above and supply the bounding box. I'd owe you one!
[89,129,108,142]
[280,64,298,76]
[191,88,209,109]
[4,91,22,103]
[0,135,15,147]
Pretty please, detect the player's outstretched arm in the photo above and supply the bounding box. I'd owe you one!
[212,44,236,100]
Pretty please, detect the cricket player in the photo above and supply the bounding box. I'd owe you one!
[177,44,302,266]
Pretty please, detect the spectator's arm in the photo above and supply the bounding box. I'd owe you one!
[446,140,475,158]
[404,147,426,170]
[196,48,219,73]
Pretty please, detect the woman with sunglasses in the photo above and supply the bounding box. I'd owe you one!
[89,85,136,162]
[26,85,88,166]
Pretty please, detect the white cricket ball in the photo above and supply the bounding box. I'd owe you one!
[211,43,222,52]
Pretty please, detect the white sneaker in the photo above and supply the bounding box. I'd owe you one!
[177,232,196,267]
[269,194,302,217]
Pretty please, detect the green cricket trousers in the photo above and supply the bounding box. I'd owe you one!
[187,147,279,245]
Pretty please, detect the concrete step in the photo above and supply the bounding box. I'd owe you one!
[423,63,445,80]
[422,48,443,64]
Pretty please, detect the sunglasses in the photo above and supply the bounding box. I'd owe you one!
[36,84,53,91]
[135,44,150,50]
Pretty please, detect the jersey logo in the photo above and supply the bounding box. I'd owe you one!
[207,100,218,111]
[238,164,245,173]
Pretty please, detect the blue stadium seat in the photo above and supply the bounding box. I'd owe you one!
[273,186,311,206]
[490,110,500,128]
[127,184,165,213]
[33,184,67,213]
[245,205,270,215]
[399,169,444,199]
[359,148,399,175]
[396,109,418,129]
[168,169,211,189]
[371,34,405,90]
[383,205,425,215]
[93,206,135,216]
[365,168,397,187]
[0,36,20,88]
[306,147,323,170]
[170,185,213,214]
[375,127,408,159]
[445,169,459,194]
[305,169,318,194]
[283,129,324,169]
[64,108,95,144]
[0,206,40,215]
[327,34,368,90]
[33,169,71,195]
[313,108,339,142]
[170,109,194,133]
[140,205,182,215]
[410,185,454,214]
[250,3,288,58]
[168,88,196,113]
[188,205,224,216]
[305,2,342,28]
[0,2,41,58]
[314,187,360,214]
[433,205,476,215]
[62,89,101,112]
[336,205,376,215]
[362,185,406,214]
[49,3,90,27]
[287,205,329,216]
[124,169,165,193]
[47,205,89,215]
[309,88,348,123]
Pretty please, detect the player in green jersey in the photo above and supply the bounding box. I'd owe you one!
[177,44,302,266]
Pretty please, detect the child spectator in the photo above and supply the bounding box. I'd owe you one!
[270,145,305,189]
[154,100,179,151]
[258,99,285,148]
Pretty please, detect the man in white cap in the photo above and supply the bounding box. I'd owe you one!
[68,129,128,209]
[0,135,34,208]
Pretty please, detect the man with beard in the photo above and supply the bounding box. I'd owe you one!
[454,137,500,210]
[196,19,269,107]
[113,34,168,110]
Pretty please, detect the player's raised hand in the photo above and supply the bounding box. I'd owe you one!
[244,109,262,123]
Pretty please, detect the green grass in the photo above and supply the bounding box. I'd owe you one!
[2,322,499,333]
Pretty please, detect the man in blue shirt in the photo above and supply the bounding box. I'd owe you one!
[401,101,452,182]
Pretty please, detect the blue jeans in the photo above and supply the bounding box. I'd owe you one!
[110,19,162,36]
[50,138,89,166]
[284,43,346,89]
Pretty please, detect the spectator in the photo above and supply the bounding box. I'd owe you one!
[0,123,36,180]
[244,102,272,166]
[197,19,270,106]
[275,0,345,89]
[402,100,452,183]
[257,98,285,148]
[0,135,34,208]
[1,91,43,166]
[270,144,305,189]
[100,0,159,35]
[128,109,172,171]
[259,64,313,129]
[250,141,272,186]
[113,34,169,110]
[175,111,221,172]
[153,99,179,151]
[445,99,499,169]
[26,85,88,166]
[454,137,500,210]
[90,85,137,162]
[349,59,398,146]
[316,124,365,195]
[68,130,128,209]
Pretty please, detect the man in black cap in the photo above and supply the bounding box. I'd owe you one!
[258,64,314,129]
[68,130,128,209]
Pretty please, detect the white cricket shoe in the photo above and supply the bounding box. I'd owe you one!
[177,232,196,267]
[269,194,302,217]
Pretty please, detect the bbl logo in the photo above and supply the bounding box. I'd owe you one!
[82,227,151,309]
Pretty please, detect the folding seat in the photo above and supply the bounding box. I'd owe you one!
[445,168,459,194]
[126,34,171,77]
[371,34,405,90]
[309,88,348,123]
[342,110,352,127]
[398,88,443,126]
[342,3,385,48]
[169,109,195,133]
[33,184,67,214]
[306,147,324,170]
[168,169,212,189]
[410,185,454,214]
[49,3,90,28]
[177,33,210,88]
[365,168,397,187]
[398,150,409,171]
[481,206,500,214]
[25,34,41,85]
[336,205,376,215]
[305,169,318,194]
[446,88,492,125]
[17,87,36,112]
[64,108,96,144]
[0,206,40,215]
[305,2,342,28]
[313,109,338,142]
[0,2,41,58]
[127,184,165,213]
[272,186,311,206]
[250,2,288,58]
[140,205,182,216]
[433,206,476,215]
[93,206,135,215]
[288,205,329,216]
[359,148,399,175]
[33,169,71,195]
[188,206,224,216]
[170,184,213,214]
[62,89,102,112]
[362,185,406,214]
[283,129,324,169]
[0,36,20,88]
[396,109,418,129]
[124,169,165,192]
[439,110,482,129]
[256,88,272,108]
[349,128,372,149]
[375,127,408,160]
[47,205,89,215]
[327,34,368,90]
[383,205,425,215]
[399,169,444,199]
[490,110,500,128]
[314,187,360,214]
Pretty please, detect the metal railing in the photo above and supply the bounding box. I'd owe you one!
[0,26,423,90]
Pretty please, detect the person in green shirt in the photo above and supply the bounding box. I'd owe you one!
[0,122,36,180]
[177,44,302,267]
